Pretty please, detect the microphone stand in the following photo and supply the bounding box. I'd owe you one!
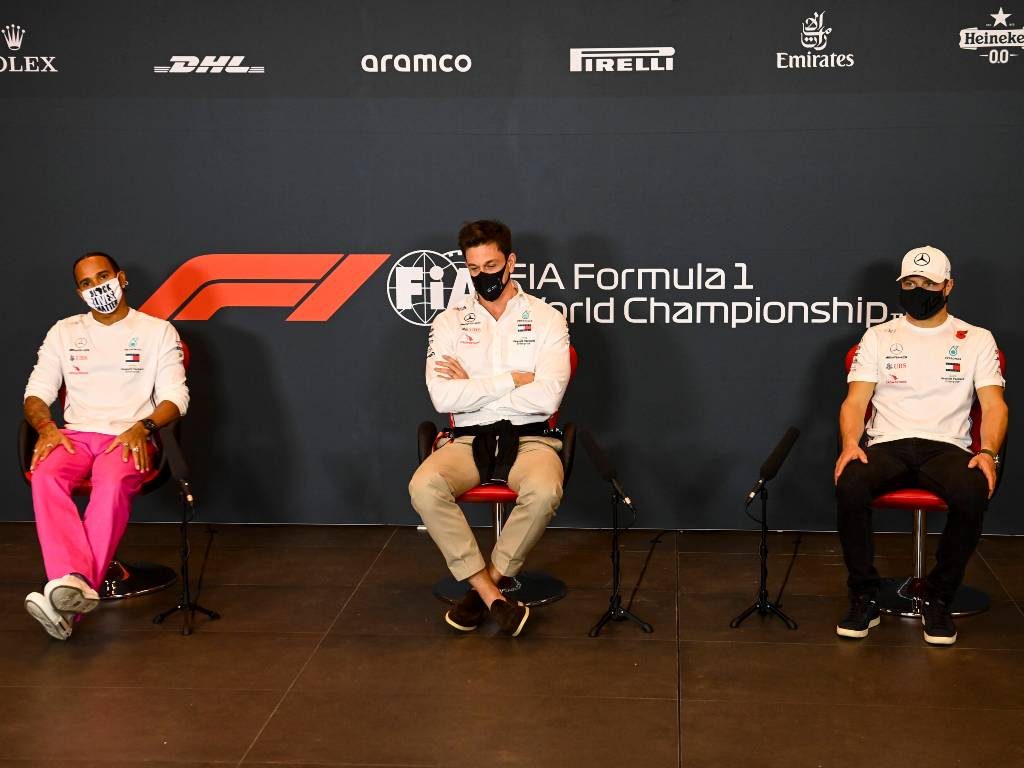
[730,484,798,630]
[152,478,221,635]
[588,489,653,637]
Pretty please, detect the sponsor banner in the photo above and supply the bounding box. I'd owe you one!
[569,46,674,72]
[776,10,855,69]
[386,251,892,329]
[0,23,58,73]
[959,7,1022,64]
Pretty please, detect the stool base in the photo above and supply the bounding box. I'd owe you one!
[877,576,989,618]
[100,560,177,600]
[433,572,567,607]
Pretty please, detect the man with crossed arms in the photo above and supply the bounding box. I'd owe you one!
[409,220,570,637]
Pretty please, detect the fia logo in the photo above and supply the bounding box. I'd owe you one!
[387,250,473,327]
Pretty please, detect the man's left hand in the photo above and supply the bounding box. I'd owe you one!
[104,423,152,473]
[968,452,997,499]
[435,355,468,380]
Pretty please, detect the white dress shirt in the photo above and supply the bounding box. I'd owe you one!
[425,281,571,427]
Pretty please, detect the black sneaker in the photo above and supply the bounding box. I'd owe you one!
[444,589,488,632]
[836,594,881,639]
[489,597,530,637]
[922,597,957,646]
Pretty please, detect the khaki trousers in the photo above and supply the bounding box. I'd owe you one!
[409,436,564,581]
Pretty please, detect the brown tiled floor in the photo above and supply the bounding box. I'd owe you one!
[1,523,1022,767]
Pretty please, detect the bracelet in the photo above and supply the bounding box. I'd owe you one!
[978,448,1000,464]
[35,419,55,432]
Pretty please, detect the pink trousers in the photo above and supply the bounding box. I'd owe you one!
[31,430,149,589]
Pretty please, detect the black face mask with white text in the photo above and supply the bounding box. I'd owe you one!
[899,287,947,321]
[471,260,509,302]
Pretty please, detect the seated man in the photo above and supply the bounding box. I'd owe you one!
[834,245,1007,645]
[23,251,189,640]
[409,220,571,637]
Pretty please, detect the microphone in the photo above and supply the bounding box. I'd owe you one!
[744,427,800,505]
[581,430,636,512]
[158,426,197,506]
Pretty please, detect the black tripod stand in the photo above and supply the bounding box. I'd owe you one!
[589,491,653,637]
[730,485,797,629]
[153,482,220,635]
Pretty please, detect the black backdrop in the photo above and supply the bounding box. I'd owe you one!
[3,1,1021,532]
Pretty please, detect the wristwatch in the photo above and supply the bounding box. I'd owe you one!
[140,418,159,435]
[978,448,1001,467]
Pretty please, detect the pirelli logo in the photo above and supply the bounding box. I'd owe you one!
[569,46,675,72]
[141,253,389,321]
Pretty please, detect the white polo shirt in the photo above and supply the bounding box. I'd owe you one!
[848,315,1004,451]
[24,309,190,436]
[425,281,571,427]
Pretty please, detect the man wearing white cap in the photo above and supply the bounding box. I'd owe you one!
[833,246,1008,645]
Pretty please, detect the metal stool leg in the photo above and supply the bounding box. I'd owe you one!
[432,501,567,607]
[878,509,989,618]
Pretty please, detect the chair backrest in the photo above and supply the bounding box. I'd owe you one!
[844,342,1005,453]
[447,343,578,429]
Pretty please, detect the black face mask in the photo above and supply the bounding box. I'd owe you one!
[471,260,509,302]
[899,286,947,321]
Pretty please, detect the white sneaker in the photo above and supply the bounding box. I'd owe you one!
[24,592,72,640]
[44,573,100,615]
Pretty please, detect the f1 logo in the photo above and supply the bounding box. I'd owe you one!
[141,253,390,321]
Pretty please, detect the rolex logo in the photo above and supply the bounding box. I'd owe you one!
[2,24,25,51]
[0,22,57,73]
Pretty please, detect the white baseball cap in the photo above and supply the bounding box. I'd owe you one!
[897,245,951,283]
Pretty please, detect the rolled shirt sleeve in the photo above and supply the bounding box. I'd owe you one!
[154,324,190,416]
[974,331,1005,390]
[847,328,879,383]
[24,323,63,407]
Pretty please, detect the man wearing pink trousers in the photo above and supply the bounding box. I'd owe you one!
[22,251,189,640]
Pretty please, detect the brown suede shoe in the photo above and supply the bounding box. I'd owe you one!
[444,589,488,632]
[489,597,530,637]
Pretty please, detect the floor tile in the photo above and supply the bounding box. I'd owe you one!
[294,633,678,700]
[681,640,1024,710]
[332,584,677,640]
[246,691,679,767]
[681,699,1024,767]
[679,592,1024,649]
[0,687,278,763]
[0,629,319,690]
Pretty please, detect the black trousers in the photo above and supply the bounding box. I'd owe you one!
[835,438,988,602]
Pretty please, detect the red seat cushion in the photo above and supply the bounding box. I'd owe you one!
[872,489,947,511]
[457,484,519,503]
